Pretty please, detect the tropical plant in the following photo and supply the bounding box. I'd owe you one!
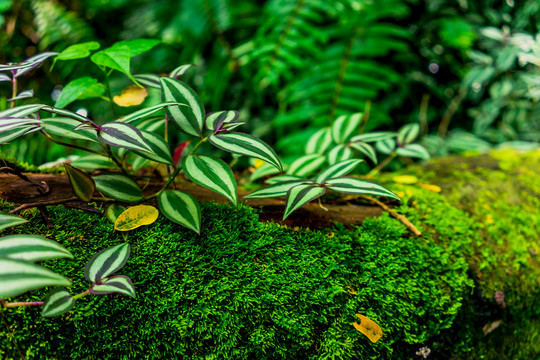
[0,212,135,317]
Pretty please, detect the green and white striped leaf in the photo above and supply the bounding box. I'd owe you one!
[350,131,398,143]
[14,52,58,78]
[265,175,306,185]
[205,110,239,131]
[350,142,378,164]
[0,235,73,262]
[250,163,281,182]
[0,126,39,144]
[134,74,161,89]
[328,144,354,165]
[160,77,204,137]
[42,117,99,143]
[325,177,400,201]
[0,118,41,132]
[396,144,430,160]
[40,106,90,123]
[169,64,193,79]
[221,122,244,131]
[208,132,283,172]
[182,155,238,205]
[98,122,153,153]
[64,163,95,202]
[287,154,326,177]
[332,113,362,144]
[244,180,306,199]
[375,139,397,155]
[0,258,71,299]
[158,190,201,234]
[0,213,27,231]
[284,184,326,220]
[0,74,9,81]
[0,104,45,118]
[93,174,143,202]
[84,243,130,283]
[133,130,174,165]
[132,156,150,171]
[397,123,420,145]
[119,102,184,125]
[7,89,34,102]
[91,275,136,298]
[0,62,34,72]
[71,155,115,170]
[314,159,364,183]
[41,287,76,317]
[105,204,127,225]
[305,127,333,154]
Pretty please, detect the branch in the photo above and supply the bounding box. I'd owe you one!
[359,195,422,237]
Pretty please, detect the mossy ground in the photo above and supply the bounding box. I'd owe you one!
[0,150,538,359]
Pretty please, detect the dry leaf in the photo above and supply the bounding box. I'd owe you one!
[483,320,502,335]
[392,175,418,184]
[418,183,442,192]
[113,85,148,107]
[353,314,383,343]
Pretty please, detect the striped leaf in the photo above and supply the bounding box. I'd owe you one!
[98,122,153,153]
[221,122,244,131]
[314,159,364,183]
[84,243,131,283]
[41,106,90,123]
[265,175,306,185]
[305,127,333,154]
[0,126,40,144]
[0,235,73,262]
[350,132,397,143]
[105,204,127,225]
[91,275,136,298]
[54,77,98,108]
[250,163,281,182]
[284,184,326,219]
[158,190,201,234]
[64,163,95,202]
[0,62,34,72]
[169,64,193,79]
[182,155,238,205]
[0,213,27,231]
[375,139,397,155]
[7,89,34,102]
[132,156,150,171]
[160,77,204,137]
[93,174,143,202]
[71,155,115,170]
[42,117,99,143]
[119,102,184,125]
[14,52,58,78]
[0,104,45,118]
[0,74,10,81]
[134,74,161,89]
[350,142,378,164]
[325,177,400,201]
[114,205,159,231]
[41,288,76,317]
[287,154,326,177]
[209,132,283,172]
[133,130,174,165]
[0,118,41,132]
[328,145,354,165]
[397,123,420,145]
[0,258,71,299]
[205,110,239,131]
[332,113,362,144]
[396,144,430,160]
[244,180,306,199]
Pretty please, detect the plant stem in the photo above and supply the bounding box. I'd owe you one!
[106,145,129,176]
[10,197,78,214]
[437,89,465,138]
[360,195,422,237]
[358,100,371,134]
[41,130,105,156]
[103,69,117,117]
[72,290,91,300]
[10,76,17,108]
[1,300,44,308]
[368,152,397,178]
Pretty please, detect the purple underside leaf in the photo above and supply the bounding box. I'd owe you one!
[7,89,34,102]
[0,73,11,82]
[15,52,59,78]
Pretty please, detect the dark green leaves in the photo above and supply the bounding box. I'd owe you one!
[84,243,130,283]
[208,132,283,171]
[205,110,239,131]
[64,163,95,202]
[54,77,99,109]
[41,288,76,317]
[158,190,201,234]
[182,155,238,205]
[133,130,174,165]
[160,77,204,137]
[93,174,143,202]
[56,42,100,61]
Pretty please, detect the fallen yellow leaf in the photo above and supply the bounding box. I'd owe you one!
[353,314,383,343]
[113,85,148,107]
[114,205,159,231]
[418,183,442,192]
[392,175,418,184]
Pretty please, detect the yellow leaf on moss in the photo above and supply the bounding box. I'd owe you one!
[353,314,383,343]
[114,205,159,231]
[392,175,418,184]
[113,85,148,107]
[418,183,442,192]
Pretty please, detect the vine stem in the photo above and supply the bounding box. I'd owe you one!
[105,145,129,176]
[10,75,17,108]
[103,68,117,117]
[1,289,91,309]
[41,130,105,156]
[72,290,91,300]
[437,89,465,138]
[359,195,422,237]
[367,152,397,178]
[9,197,115,214]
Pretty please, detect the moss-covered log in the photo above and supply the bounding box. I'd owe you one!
[0,150,538,359]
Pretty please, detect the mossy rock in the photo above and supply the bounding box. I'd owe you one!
[0,150,538,359]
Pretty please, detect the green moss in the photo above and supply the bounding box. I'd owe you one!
[0,200,470,359]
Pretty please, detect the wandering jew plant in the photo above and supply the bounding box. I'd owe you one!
[0,213,134,317]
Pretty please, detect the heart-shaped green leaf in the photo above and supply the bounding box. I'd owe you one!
[54,77,98,109]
